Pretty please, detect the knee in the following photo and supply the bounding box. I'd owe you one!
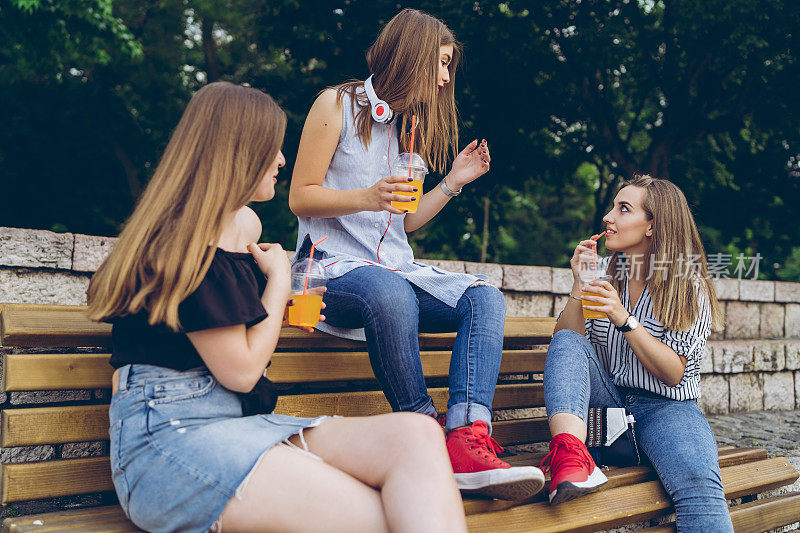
[461,284,506,319]
[549,329,592,356]
[389,413,446,453]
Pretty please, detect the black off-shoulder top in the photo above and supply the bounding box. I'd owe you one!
[109,249,268,371]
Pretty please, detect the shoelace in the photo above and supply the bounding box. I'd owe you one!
[468,426,505,462]
[539,436,592,474]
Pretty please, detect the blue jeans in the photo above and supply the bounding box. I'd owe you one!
[323,266,505,433]
[544,329,734,533]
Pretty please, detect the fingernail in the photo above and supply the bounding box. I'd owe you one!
[412,187,418,192]
[403,210,408,213]
[407,177,413,181]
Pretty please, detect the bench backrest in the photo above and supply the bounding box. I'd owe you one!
[0,303,555,504]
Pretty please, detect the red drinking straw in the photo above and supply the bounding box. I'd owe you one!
[589,231,606,249]
[303,236,328,295]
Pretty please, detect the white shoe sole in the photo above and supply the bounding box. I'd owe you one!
[548,466,608,505]
[455,466,546,500]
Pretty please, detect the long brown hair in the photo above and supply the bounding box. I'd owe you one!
[333,8,460,174]
[607,175,724,331]
[87,82,286,329]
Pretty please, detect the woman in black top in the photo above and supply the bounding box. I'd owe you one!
[87,82,466,533]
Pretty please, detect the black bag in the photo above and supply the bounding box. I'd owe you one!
[585,407,642,467]
[238,375,278,416]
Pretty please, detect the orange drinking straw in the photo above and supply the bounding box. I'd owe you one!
[303,236,328,295]
[588,231,605,250]
[408,115,417,176]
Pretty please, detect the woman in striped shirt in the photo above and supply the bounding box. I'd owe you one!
[541,176,733,532]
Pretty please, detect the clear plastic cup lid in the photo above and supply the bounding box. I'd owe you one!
[291,258,326,279]
[391,152,428,175]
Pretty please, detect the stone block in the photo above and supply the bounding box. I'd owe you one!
[763,372,795,410]
[786,304,800,338]
[725,302,760,339]
[502,265,552,292]
[754,341,786,372]
[775,281,800,303]
[464,261,503,288]
[709,302,725,340]
[713,278,739,300]
[503,292,553,317]
[786,342,800,370]
[729,373,763,412]
[0,445,55,464]
[420,259,465,273]
[61,441,107,459]
[739,280,775,302]
[492,407,547,421]
[759,303,785,338]
[72,234,116,272]
[10,390,92,405]
[698,375,729,415]
[551,268,574,294]
[796,372,800,409]
[711,341,754,373]
[699,345,713,374]
[0,227,73,269]
[553,296,570,318]
[0,267,90,306]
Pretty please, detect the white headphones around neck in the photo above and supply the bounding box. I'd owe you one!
[363,75,394,124]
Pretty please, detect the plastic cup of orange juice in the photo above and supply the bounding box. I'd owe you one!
[577,251,610,320]
[287,259,326,328]
[390,152,428,213]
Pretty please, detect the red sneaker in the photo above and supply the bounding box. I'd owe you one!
[446,421,545,500]
[540,432,608,504]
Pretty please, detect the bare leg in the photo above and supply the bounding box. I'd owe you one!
[549,412,587,442]
[297,413,467,533]
[218,444,388,533]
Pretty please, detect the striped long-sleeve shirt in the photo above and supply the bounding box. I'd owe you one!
[584,262,712,400]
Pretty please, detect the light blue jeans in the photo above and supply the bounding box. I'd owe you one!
[323,266,506,433]
[544,329,734,532]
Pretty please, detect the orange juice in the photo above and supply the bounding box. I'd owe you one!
[581,291,607,319]
[287,294,323,327]
[391,178,423,213]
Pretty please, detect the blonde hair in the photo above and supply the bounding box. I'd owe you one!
[332,8,460,174]
[87,82,286,329]
[607,175,724,331]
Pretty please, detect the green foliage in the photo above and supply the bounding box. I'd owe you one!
[1,0,799,280]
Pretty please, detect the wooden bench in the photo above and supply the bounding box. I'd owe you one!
[1,303,798,532]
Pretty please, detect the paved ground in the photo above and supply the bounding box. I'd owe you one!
[707,409,800,459]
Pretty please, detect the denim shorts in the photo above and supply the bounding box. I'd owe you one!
[109,364,329,533]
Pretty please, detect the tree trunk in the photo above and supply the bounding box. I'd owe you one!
[480,196,490,263]
[202,18,220,82]
[112,139,142,199]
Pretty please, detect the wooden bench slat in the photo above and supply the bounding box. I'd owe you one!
[0,305,555,348]
[0,386,544,448]
[2,354,115,392]
[639,491,800,533]
[0,405,110,448]
[466,457,799,533]
[1,349,545,392]
[276,383,543,418]
[464,446,769,516]
[267,348,547,383]
[0,457,113,504]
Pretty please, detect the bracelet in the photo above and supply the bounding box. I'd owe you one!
[440,177,462,197]
[569,293,582,302]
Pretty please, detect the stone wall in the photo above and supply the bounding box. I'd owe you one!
[2,226,800,416]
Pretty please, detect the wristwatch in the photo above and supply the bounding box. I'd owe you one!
[440,177,462,197]
[615,314,639,332]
